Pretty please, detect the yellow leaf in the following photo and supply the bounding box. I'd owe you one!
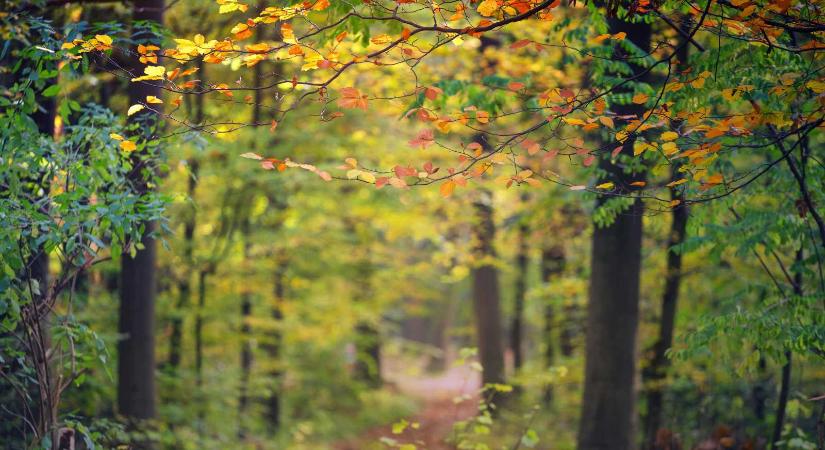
[666,178,687,187]
[661,131,678,141]
[599,116,614,129]
[662,142,679,155]
[109,133,125,141]
[120,140,137,152]
[127,104,145,116]
[590,33,611,44]
[440,180,456,197]
[146,95,163,104]
[690,77,706,89]
[631,93,649,104]
[360,172,376,183]
[370,34,394,45]
[806,80,825,94]
[477,0,498,17]
[95,34,113,46]
[562,117,586,126]
[595,182,614,190]
[131,65,166,82]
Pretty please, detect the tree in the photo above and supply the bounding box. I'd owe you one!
[471,189,506,389]
[118,0,164,426]
[577,13,650,450]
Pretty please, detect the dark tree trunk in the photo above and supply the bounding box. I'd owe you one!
[541,244,565,403]
[117,0,163,428]
[354,323,382,387]
[266,254,286,429]
[353,256,382,388]
[509,201,529,374]
[577,15,650,450]
[238,278,253,439]
[642,165,688,448]
[771,248,802,449]
[472,189,506,390]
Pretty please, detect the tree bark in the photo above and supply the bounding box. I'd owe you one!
[266,253,286,429]
[577,15,650,450]
[771,248,802,448]
[353,253,382,388]
[642,165,688,448]
[472,189,506,389]
[117,0,163,428]
[541,244,565,403]
[509,200,529,374]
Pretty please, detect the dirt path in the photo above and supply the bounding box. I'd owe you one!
[334,363,481,450]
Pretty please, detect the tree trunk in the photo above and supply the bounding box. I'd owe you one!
[353,255,382,388]
[577,15,650,450]
[541,244,565,403]
[642,165,688,448]
[118,0,163,428]
[238,292,253,439]
[509,199,529,374]
[771,248,802,448]
[472,189,506,390]
[168,61,204,371]
[266,253,286,429]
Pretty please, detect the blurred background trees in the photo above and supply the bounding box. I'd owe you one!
[1,0,824,449]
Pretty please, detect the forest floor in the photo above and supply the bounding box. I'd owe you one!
[334,359,481,450]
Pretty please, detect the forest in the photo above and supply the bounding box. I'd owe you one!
[1,0,824,448]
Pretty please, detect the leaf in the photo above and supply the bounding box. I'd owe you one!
[360,172,376,183]
[120,140,137,152]
[240,152,263,160]
[127,104,145,116]
[598,116,614,129]
[596,182,614,189]
[109,133,125,141]
[338,87,368,110]
[440,180,456,197]
[510,39,531,49]
[408,129,435,149]
[477,0,499,17]
[95,34,113,46]
[42,85,60,97]
[569,185,586,191]
[425,86,443,100]
[145,95,163,104]
[631,93,649,104]
[661,131,678,141]
[806,80,825,93]
[666,178,687,187]
[130,65,166,82]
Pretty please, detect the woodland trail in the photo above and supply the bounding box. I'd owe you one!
[334,360,481,450]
